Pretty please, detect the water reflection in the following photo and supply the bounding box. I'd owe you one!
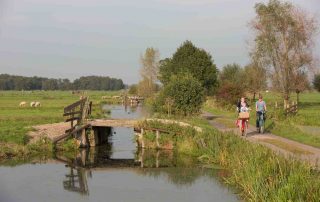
[102,104,150,119]
[55,147,214,195]
[63,167,90,195]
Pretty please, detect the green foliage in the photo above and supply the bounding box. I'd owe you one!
[155,74,205,115]
[0,74,125,91]
[219,63,244,84]
[128,84,138,95]
[313,74,320,92]
[216,64,245,106]
[159,41,218,95]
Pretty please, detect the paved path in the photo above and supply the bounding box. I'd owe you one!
[202,112,320,168]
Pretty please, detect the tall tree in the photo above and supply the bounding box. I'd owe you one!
[159,41,218,95]
[138,47,159,98]
[251,0,317,107]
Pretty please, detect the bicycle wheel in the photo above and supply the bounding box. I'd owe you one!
[243,121,247,137]
[259,114,264,134]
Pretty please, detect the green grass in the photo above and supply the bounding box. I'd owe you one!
[0,90,121,145]
[140,118,320,201]
[204,91,320,148]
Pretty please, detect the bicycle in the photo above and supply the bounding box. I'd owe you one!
[256,111,266,134]
[238,110,250,137]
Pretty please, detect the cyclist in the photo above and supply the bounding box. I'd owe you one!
[236,97,250,134]
[237,97,249,113]
[256,95,267,132]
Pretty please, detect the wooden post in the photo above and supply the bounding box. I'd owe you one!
[156,150,160,168]
[141,128,145,148]
[141,148,144,168]
[275,101,278,108]
[80,128,88,147]
[156,130,160,148]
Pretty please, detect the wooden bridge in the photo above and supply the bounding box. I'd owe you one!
[50,98,200,149]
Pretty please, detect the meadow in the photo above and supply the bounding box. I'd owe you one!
[0,90,121,145]
[204,91,320,148]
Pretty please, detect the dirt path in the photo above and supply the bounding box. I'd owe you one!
[202,112,320,168]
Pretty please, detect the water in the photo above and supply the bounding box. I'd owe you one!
[0,105,238,202]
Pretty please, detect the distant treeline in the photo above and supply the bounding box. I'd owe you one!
[0,74,125,91]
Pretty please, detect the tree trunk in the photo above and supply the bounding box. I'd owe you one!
[296,91,300,107]
[253,92,256,102]
[284,93,290,109]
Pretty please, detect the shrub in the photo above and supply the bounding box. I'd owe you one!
[313,74,320,92]
[155,74,205,116]
[215,81,244,106]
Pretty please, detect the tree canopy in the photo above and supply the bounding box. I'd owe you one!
[251,0,317,104]
[159,41,218,95]
[138,47,160,98]
[0,74,124,91]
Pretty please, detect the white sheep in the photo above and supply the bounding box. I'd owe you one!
[35,102,41,107]
[19,101,27,107]
[30,102,36,107]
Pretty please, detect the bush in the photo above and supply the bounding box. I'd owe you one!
[215,81,244,106]
[313,74,320,92]
[155,74,205,116]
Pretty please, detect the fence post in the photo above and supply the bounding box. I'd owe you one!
[141,128,145,148]
[156,130,160,148]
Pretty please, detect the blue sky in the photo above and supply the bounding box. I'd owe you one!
[0,0,319,84]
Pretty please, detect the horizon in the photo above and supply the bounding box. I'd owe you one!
[0,0,319,84]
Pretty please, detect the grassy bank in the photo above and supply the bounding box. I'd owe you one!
[0,90,120,145]
[140,118,320,201]
[204,91,320,148]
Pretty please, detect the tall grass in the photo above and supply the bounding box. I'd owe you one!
[141,119,320,201]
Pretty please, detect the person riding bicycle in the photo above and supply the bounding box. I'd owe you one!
[256,95,267,132]
[237,97,249,113]
[236,97,250,133]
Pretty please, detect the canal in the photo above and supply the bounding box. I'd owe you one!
[0,105,238,202]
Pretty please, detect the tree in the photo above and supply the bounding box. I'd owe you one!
[293,71,310,105]
[216,64,245,105]
[244,63,267,101]
[313,74,320,92]
[128,84,138,95]
[156,74,205,116]
[251,0,317,107]
[159,41,218,95]
[219,63,244,85]
[138,47,159,98]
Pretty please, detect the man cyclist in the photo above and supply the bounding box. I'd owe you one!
[256,95,267,132]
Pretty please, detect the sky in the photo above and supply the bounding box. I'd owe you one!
[0,0,319,84]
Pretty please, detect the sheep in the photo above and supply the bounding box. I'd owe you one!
[19,101,27,107]
[35,102,41,107]
[30,102,36,107]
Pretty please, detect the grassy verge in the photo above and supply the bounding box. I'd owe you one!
[140,118,320,201]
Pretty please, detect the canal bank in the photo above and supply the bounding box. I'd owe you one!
[0,104,239,202]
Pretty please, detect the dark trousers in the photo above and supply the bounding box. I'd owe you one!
[256,111,263,127]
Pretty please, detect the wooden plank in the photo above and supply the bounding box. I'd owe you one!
[65,126,76,133]
[65,117,80,123]
[63,111,82,116]
[53,124,91,143]
[64,98,87,113]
